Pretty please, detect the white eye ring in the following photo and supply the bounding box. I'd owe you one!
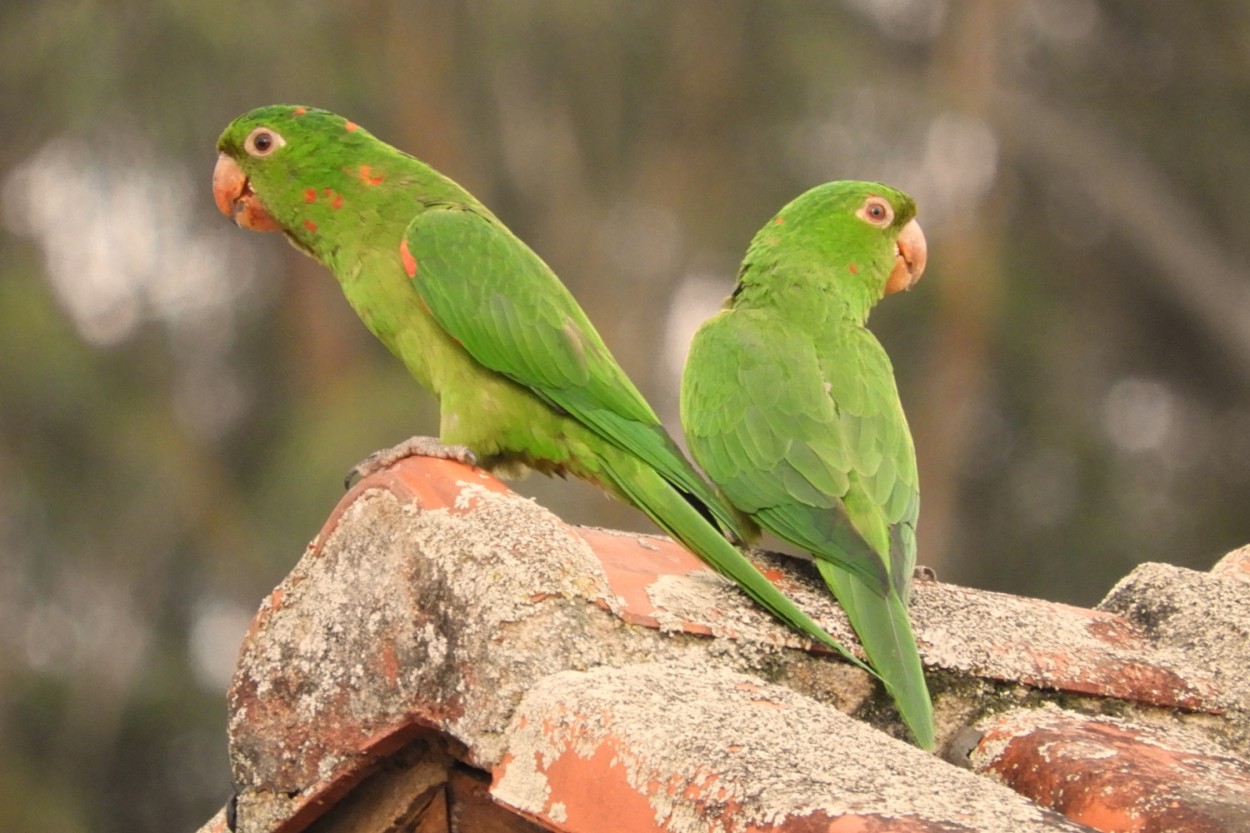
[244,127,286,158]
[857,197,894,227]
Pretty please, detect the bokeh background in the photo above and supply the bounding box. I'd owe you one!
[3,1,1250,830]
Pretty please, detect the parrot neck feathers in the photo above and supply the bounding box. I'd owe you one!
[726,180,913,325]
[731,255,883,326]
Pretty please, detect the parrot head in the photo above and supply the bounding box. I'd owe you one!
[213,105,402,257]
[750,180,927,302]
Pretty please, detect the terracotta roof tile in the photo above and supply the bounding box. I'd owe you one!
[972,706,1250,833]
[1099,561,1250,713]
[208,457,1250,833]
[493,664,1086,832]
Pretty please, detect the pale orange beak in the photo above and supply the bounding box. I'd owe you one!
[884,218,927,295]
[212,154,281,232]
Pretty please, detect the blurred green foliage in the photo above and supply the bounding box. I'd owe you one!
[2,1,1250,830]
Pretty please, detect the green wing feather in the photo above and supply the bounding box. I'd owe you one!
[401,205,744,537]
[816,324,920,596]
[682,308,892,594]
[683,306,933,748]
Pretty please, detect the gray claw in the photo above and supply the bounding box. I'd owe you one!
[913,565,938,582]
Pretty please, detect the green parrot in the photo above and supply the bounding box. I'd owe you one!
[212,105,870,665]
[679,181,934,748]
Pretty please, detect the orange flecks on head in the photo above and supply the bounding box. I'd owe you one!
[773,216,784,225]
[332,193,343,209]
[304,188,317,204]
[400,240,418,278]
[358,164,384,186]
[344,120,359,132]
[304,219,318,234]
[848,262,859,275]
[293,107,307,116]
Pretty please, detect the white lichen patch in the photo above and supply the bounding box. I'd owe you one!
[644,556,855,653]
[970,701,1250,826]
[494,662,1085,833]
[408,484,617,621]
[973,703,1249,772]
[647,572,734,633]
[1100,561,1250,713]
[911,578,1213,710]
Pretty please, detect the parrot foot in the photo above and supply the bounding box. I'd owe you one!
[345,436,479,488]
[913,565,938,582]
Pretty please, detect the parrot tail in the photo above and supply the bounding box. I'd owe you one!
[817,562,935,749]
[597,453,872,674]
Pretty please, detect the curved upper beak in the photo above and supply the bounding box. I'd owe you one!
[885,218,927,295]
[212,154,281,232]
[212,153,244,219]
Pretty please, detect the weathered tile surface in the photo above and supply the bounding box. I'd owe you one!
[208,457,1250,833]
[973,706,1250,833]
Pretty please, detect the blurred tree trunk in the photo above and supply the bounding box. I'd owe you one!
[914,0,1014,572]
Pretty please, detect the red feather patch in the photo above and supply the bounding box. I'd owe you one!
[400,240,418,278]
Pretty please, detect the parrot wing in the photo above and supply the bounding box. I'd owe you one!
[811,327,929,749]
[683,306,931,748]
[815,326,920,595]
[681,308,892,595]
[400,205,742,534]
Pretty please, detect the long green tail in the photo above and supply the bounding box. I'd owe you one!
[599,454,873,675]
[818,561,935,749]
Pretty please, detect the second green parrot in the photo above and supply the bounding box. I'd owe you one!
[680,181,935,748]
[212,105,870,664]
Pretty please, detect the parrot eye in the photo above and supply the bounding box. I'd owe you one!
[857,197,894,227]
[244,127,286,158]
